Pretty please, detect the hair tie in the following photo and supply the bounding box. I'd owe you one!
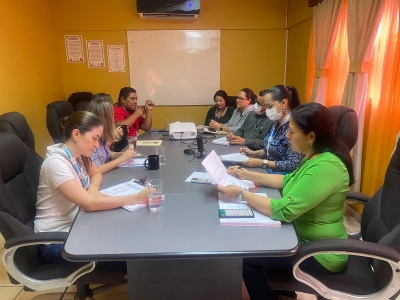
[63,116,68,122]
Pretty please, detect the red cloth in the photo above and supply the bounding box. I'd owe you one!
[113,105,145,137]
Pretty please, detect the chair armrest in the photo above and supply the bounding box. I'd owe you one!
[290,239,400,300]
[292,238,400,265]
[4,232,68,249]
[346,191,371,205]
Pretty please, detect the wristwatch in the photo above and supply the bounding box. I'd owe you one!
[219,126,223,132]
[238,188,246,201]
[261,159,269,169]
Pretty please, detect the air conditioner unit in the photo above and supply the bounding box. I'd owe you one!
[137,0,200,20]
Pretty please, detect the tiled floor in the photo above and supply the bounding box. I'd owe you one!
[0,215,362,300]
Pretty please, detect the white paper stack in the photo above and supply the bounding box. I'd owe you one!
[218,193,281,227]
[211,137,230,146]
[184,171,255,188]
[101,180,148,212]
[118,157,147,167]
[219,153,249,163]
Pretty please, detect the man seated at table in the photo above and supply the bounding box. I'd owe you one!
[226,89,273,150]
[114,87,155,137]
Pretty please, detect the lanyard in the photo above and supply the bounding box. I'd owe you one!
[62,145,90,190]
[265,113,291,157]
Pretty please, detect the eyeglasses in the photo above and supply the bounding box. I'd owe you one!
[235,96,248,101]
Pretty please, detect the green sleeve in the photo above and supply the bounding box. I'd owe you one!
[270,161,346,222]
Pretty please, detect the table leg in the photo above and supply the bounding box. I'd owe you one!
[127,257,243,300]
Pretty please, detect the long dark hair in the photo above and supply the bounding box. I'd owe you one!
[291,102,355,186]
[260,85,301,111]
[118,87,136,103]
[240,88,256,104]
[213,90,228,105]
[57,111,103,171]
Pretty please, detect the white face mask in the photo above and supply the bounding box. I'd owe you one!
[253,103,264,115]
[266,103,282,121]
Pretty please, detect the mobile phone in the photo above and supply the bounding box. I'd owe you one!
[207,127,217,133]
[191,177,212,184]
[219,209,255,218]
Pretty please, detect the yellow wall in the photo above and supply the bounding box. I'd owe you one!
[286,0,313,102]
[0,0,64,156]
[55,0,287,128]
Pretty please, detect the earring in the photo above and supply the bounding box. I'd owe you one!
[309,142,313,146]
[282,106,286,114]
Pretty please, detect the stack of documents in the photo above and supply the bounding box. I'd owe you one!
[101,180,148,212]
[219,153,249,163]
[118,157,147,167]
[211,137,230,146]
[219,193,281,227]
[185,171,255,188]
[201,151,254,189]
[137,140,163,146]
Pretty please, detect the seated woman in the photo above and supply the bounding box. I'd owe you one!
[208,88,255,133]
[86,93,137,173]
[218,102,354,300]
[240,85,303,174]
[204,90,235,126]
[34,111,149,263]
[114,87,155,137]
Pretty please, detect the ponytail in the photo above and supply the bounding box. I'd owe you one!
[286,86,301,110]
[57,116,69,141]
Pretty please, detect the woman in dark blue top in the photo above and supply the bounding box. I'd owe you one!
[204,90,235,126]
[240,85,303,174]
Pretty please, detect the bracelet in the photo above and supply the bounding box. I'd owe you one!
[238,188,246,201]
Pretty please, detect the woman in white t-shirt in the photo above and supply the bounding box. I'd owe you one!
[34,111,149,263]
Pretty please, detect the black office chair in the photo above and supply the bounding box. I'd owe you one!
[68,92,93,108]
[265,138,400,300]
[46,101,74,143]
[0,133,127,300]
[328,105,358,151]
[73,100,90,112]
[0,112,43,167]
[226,96,237,108]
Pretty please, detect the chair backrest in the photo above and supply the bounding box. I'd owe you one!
[73,100,90,112]
[0,112,43,165]
[46,101,73,143]
[67,92,93,107]
[0,133,39,238]
[226,96,237,108]
[361,138,400,289]
[327,105,358,150]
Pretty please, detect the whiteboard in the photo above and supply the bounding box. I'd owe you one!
[127,30,220,106]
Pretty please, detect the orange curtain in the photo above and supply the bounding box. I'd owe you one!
[325,0,349,107]
[361,0,400,195]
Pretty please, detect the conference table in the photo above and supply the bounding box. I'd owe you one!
[63,132,300,300]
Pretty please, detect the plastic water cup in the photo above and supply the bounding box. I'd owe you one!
[148,179,163,212]
[156,146,165,165]
[128,137,137,151]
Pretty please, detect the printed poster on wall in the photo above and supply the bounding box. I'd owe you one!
[86,40,105,68]
[107,45,125,72]
[65,35,84,63]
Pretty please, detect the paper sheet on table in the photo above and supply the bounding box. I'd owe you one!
[211,136,230,146]
[101,180,148,212]
[118,157,147,167]
[219,153,249,163]
[184,172,218,184]
[201,151,254,189]
[218,193,281,227]
[204,128,227,135]
[137,140,162,146]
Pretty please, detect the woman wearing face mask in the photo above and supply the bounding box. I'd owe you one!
[240,85,303,174]
[204,90,235,126]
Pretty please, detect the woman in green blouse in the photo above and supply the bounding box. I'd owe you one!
[218,102,354,300]
[204,90,235,126]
